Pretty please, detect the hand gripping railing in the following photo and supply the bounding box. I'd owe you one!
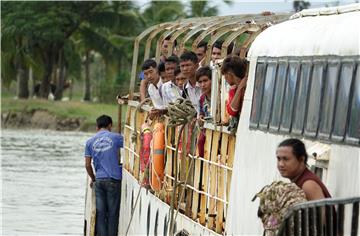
[277,197,360,236]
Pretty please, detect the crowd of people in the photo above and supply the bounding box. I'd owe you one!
[139,37,247,129]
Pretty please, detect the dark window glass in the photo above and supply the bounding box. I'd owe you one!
[280,61,300,132]
[250,62,267,128]
[346,63,360,144]
[332,62,355,141]
[318,61,340,139]
[305,61,325,137]
[293,61,312,135]
[259,62,277,129]
[269,62,288,131]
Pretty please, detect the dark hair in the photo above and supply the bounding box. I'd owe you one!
[165,55,179,65]
[96,115,112,129]
[278,138,308,164]
[212,40,234,55]
[174,66,181,76]
[221,55,247,79]
[195,66,212,81]
[164,35,177,47]
[197,41,207,51]
[213,40,223,50]
[142,59,157,71]
[158,61,165,72]
[180,51,198,64]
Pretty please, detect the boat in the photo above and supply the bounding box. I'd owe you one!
[84,3,360,235]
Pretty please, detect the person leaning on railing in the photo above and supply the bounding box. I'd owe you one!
[276,138,332,201]
[220,55,248,132]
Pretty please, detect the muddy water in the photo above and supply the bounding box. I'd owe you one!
[1,129,92,235]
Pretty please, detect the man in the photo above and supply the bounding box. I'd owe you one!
[160,35,178,62]
[84,115,123,236]
[161,56,181,106]
[180,51,201,110]
[140,36,177,102]
[196,41,207,67]
[211,40,234,63]
[142,59,164,110]
[276,138,332,200]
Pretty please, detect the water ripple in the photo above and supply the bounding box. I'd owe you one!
[2,129,92,235]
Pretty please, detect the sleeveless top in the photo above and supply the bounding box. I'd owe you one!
[295,168,332,198]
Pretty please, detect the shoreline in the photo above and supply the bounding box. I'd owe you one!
[1,109,94,132]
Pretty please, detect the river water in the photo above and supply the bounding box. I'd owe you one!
[1,129,92,235]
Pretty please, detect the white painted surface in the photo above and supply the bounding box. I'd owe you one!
[226,5,360,235]
[248,5,360,58]
[119,170,221,236]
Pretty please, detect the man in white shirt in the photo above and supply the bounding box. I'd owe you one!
[179,51,201,111]
[161,56,181,106]
[142,59,164,110]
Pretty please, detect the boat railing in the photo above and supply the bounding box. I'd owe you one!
[277,196,360,236]
[123,100,236,234]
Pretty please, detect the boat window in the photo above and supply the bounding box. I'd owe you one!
[305,60,325,137]
[250,61,267,128]
[332,61,355,142]
[346,63,360,144]
[269,61,288,131]
[251,56,359,146]
[259,61,277,130]
[292,60,312,135]
[280,61,300,133]
[319,60,340,139]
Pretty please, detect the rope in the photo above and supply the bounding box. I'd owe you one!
[166,98,197,127]
[166,98,198,236]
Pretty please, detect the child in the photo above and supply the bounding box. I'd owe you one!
[221,56,247,132]
[196,66,212,158]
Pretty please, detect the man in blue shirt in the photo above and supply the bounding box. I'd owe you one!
[84,115,123,236]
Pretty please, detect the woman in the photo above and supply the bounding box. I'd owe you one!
[276,138,331,200]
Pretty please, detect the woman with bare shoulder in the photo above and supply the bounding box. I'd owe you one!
[276,138,331,200]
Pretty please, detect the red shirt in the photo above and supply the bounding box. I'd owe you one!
[295,168,332,198]
[226,85,245,117]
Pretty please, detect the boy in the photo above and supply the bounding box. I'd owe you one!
[142,59,164,110]
[221,55,247,118]
[196,66,212,158]
[180,51,201,110]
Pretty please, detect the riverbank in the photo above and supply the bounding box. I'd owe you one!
[1,97,125,132]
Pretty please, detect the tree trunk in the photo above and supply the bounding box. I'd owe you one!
[83,50,91,101]
[40,50,55,99]
[54,50,66,101]
[16,63,29,99]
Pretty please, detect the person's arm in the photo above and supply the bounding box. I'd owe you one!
[302,180,326,201]
[229,77,247,116]
[140,79,149,101]
[85,157,96,187]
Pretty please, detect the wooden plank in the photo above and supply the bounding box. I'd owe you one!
[185,123,196,217]
[124,105,131,170]
[191,157,201,220]
[191,129,202,220]
[129,107,136,174]
[133,110,145,180]
[199,129,213,225]
[208,131,221,229]
[166,125,174,197]
[179,124,188,205]
[216,133,229,233]
[226,135,236,205]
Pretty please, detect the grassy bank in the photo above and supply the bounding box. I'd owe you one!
[1,96,126,130]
